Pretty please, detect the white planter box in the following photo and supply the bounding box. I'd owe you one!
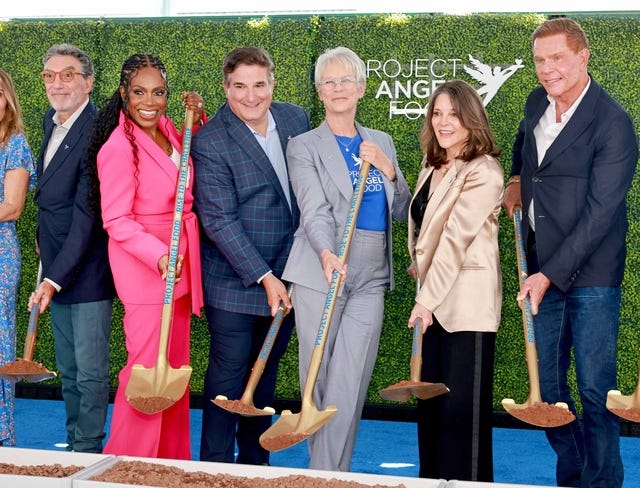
[453,481,558,487]
[0,447,114,488]
[75,455,445,487]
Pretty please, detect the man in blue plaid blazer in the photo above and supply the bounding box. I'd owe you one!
[192,46,310,465]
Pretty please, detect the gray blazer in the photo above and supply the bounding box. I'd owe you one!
[282,120,410,292]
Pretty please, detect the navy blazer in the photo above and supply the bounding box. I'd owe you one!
[511,77,638,292]
[192,101,311,316]
[35,102,115,304]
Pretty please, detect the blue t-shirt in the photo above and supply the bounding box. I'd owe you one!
[335,134,387,232]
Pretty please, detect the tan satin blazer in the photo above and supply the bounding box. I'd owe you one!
[408,154,504,333]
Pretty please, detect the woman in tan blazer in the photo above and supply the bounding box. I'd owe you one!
[407,80,503,482]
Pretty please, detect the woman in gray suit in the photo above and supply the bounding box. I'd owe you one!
[407,80,503,482]
[282,46,410,472]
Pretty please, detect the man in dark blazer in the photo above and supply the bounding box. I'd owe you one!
[503,19,638,488]
[29,44,115,453]
[192,46,310,465]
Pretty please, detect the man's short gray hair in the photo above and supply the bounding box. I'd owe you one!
[43,43,94,77]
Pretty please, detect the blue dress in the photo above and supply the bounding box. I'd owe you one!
[0,131,36,445]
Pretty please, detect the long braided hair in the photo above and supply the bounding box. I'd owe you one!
[86,54,169,214]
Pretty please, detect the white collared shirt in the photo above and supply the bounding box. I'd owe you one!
[247,110,291,210]
[529,78,591,230]
[246,110,291,285]
[43,98,90,171]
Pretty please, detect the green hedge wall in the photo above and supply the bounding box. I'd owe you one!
[1,13,639,411]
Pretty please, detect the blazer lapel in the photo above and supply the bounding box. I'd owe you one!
[131,114,181,182]
[540,81,599,169]
[36,103,95,193]
[272,108,301,221]
[522,99,548,170]
[223,105,291,207]
[37,115,55,178]
[314,121,354,201]
[420,163,456,230]
[356,123,397,212]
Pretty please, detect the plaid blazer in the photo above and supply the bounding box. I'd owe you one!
[192,101,310,316]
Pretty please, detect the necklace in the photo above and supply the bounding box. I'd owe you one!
[335,133,359,153]
[154,132,172,156]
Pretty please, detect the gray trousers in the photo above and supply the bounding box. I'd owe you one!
[292,229,389,471]
[50,299,112,453]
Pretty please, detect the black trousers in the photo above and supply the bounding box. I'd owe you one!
[417,318,496,482]
[200,306,294,464]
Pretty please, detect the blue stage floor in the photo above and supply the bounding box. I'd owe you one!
[12,398,640,486]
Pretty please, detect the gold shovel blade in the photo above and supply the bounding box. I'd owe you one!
[212,395,276,417]
[379,384,412,402]
[125,363,192,415]
[411,382,450,400]
[259,405,338,452]
[0,359,56,383]
[0,372,57,383]
[379,380,449,402]
[502,398,575,428]
[606,389,640,423]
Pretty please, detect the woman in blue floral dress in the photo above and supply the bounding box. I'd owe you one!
[0,69,36,446]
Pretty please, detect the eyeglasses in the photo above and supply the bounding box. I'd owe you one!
[318,77,358,89]
[40,69,86,84]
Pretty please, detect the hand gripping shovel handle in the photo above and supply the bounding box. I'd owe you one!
[241,284,293,403]
[157,109,194,367]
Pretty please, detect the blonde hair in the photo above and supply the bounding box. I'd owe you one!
[0,69,25,145]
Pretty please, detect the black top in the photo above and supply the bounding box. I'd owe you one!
[410,171,433,236]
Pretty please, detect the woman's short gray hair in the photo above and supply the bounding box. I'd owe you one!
[314,46,366,86]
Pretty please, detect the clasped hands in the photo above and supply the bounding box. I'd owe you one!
[158,254,183,282]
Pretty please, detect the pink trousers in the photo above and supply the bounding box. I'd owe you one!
[104,294,192,459]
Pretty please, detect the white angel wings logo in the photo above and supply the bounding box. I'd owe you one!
[375,54,525,118]
[464,54,524,106]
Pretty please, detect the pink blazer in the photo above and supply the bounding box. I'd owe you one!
[97,111,203,314]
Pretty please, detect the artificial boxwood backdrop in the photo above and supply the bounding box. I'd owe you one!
[1,13,639,413]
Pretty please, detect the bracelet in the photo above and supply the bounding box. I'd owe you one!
[506,176,520,187]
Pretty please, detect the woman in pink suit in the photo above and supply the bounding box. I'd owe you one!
[86,53,205,459]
